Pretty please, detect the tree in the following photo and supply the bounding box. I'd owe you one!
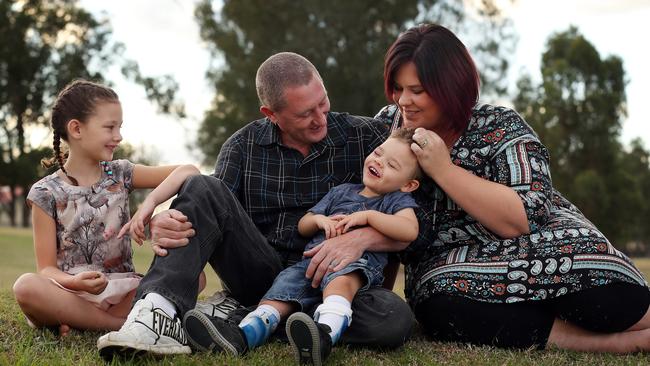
[194,0,516,166]
[514,27,650,247]
[0,0,183,226]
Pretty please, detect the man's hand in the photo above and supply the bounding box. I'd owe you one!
[303,229,367,288]
[148,209,195,256]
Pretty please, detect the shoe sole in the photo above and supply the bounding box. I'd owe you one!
[97,338,191,361]
[286,313,322,366]
[183,309,240,355]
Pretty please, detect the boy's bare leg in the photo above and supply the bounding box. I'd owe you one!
[258,299,296,319]
[323,272,363,302]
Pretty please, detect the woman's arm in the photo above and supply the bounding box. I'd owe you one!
[435,164,529,238]
[412,128,529,238]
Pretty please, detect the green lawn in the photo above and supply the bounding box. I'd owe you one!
[2,226,650,365]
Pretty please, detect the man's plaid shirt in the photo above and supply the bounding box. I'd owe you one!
[212,112,388,260]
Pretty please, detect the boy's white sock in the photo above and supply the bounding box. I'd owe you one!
[314,295,352,344]
[144,292,177,318]
[238,304,280,348]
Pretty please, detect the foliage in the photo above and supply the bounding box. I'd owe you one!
[514,27,650,248]
[194,0,516,166]
[0,0,183,226]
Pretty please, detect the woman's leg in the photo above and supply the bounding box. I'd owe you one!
[414,295,554,349]
[546,282,650,352]
[550,282,650,333]
[13,273,125,331]
[546,319,650,353]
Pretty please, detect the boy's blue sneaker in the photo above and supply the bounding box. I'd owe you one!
[183,309,248,356]
[286,312,332,366]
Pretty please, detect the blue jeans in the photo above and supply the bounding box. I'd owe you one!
[135,175,414,348]
[263,252,386,310]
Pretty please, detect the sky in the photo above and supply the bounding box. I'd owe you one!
[34,0,649,169]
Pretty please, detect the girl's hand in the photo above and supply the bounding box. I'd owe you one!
[71,271,108,295]
[335,211,370,233]
[314,214,345,239]
[411,127,453,180]
[118,198,157,245]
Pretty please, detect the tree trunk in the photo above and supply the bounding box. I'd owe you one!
[8,184,16,227]
[21,194,30,227]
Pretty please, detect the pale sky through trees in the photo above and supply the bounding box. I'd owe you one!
[27,0,649,169]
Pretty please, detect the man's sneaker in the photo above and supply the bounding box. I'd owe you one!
[183,309,248,356]
[194,290,244,319]
[286,312,332,366]
[97,299,190,360]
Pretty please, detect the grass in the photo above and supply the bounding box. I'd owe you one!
[2,226,650,365]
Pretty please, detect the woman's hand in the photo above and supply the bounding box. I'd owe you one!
[411,127,453,180]
[71,271,108,294]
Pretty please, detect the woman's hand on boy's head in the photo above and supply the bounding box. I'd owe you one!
[410,127,452,180]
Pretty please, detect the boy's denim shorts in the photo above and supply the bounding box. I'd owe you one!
[262,252,387,310]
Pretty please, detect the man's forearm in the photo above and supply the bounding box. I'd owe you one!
[353,226,409,252]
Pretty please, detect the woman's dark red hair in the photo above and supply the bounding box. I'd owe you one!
[384,24,480,135]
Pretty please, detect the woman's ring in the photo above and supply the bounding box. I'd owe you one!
[420,138,428,148]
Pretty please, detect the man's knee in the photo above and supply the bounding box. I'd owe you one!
[341,287,414,348]
[179,174,227,195]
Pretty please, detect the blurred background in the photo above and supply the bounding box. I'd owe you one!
[1,0,650,274]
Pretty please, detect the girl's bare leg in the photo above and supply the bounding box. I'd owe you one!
[106,288,137,319]
[13,273,126,331]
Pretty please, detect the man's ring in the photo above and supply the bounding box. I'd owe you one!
[420,138,428,148]
[329,259,339,268]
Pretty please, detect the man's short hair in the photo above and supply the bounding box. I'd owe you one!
[255,52,322,111]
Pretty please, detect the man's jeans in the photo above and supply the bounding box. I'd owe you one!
[136,175,414,348]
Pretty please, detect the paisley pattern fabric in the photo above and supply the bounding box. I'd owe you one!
[375,104,647,307]
[27,159,135,275]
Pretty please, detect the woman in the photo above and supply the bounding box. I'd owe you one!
[375,23,650,352]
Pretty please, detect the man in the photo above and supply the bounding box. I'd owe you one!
[97,52,414,360]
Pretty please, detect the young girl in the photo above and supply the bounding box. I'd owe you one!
[12,79,200,336]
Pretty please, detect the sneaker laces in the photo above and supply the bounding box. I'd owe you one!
[120,300,151,330]
[200,291,242,316]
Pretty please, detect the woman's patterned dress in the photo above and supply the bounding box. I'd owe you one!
[376,104,647,308]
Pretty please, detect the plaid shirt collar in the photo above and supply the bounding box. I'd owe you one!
[255,113,349,148]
